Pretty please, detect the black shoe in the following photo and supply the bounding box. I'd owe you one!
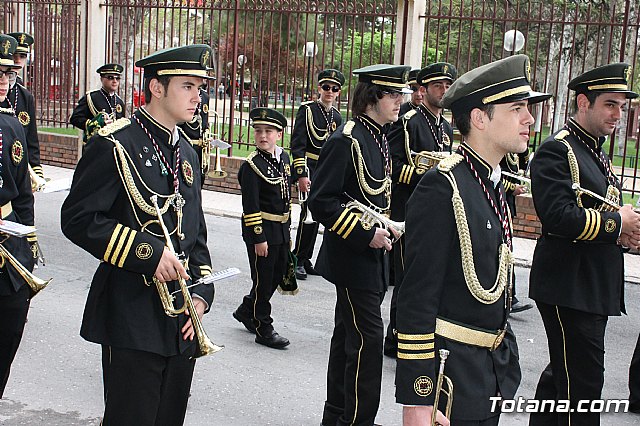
[295,265,307,280]
[233,310,256,334]
[511,301,533,313]
[255,331,290,349]
[304,260,320,276]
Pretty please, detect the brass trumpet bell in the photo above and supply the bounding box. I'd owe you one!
[0,243,51,297]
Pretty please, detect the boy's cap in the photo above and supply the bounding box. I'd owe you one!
[318,69,345,87]
[250,108,287,131]
[352,64,413,94]
[568,63,638,99]
[136,44,215,79]
[442,55,551,115]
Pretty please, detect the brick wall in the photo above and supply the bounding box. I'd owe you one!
[202,155,243,194]
[38,131,80,169]
[513,194,541,239]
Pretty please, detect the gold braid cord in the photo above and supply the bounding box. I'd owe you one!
[112,138,177,236]
[442,171,513,304]
[245,151,287,196]
[559,140,583,207]
[403,110,418,167]
[306,104,329,148]
[350,139,391,210]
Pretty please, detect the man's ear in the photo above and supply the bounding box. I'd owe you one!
[148,78,164,100]
[470,107,486,130]
[419,85,427,95]
[576,93,590,111]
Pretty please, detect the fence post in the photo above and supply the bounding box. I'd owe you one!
[394,0,426,68]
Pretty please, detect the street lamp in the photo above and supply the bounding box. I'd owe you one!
[304,42,317,101]
[238,54,247,100]
[503,30,525,54]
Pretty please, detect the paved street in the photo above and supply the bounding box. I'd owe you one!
[0,167,639,425]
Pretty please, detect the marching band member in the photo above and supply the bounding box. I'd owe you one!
[61,45,215,425]
[529,63,640,426]
[70,63,126,145]
[396,55,550,425]
[233,107,293,349]
[0,34,36,398]
[309,64,411,426]
[291,68,344,280]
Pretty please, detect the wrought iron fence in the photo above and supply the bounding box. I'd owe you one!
[1,0,81,127]
[421,0,640,197]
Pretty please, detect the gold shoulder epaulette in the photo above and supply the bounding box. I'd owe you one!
[554,129,570,141]
[0,107,15,116]
[301,100,314,106]
[404,109,418,120]
[87,89,99,96]
[98,118,131,137]
[343,120,356,137]
[246,150,258,163]
[437,153,464,173]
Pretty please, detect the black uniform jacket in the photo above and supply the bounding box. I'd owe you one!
[308,116,389,291]
[388,105,453,221]
[179,88,209,142]
[500,151,529,214]
[290,101,342,180]
[2,83,41,178]
[69,88,126,131]
[395,144,520,420]
[238,147,291,245]
[0,109,35,296]
[529,118,624,316]
[61,108,213,357]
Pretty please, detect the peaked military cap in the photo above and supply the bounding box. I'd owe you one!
[417,62,457,86]
[136,44,214,79]
[353,64,413,94]
[568,63,638,99]
[442,54,551,115]
[97,63,124,76]
[250,108,287,131]
[0,35,20,69]
[407,68,421,86]
[318,69,345,87]
[7,32,33,54]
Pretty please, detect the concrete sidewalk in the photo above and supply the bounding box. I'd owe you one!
[41,164,640,284]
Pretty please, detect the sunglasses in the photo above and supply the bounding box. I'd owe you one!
[0,70,17,79]
[104,75,121,81]
[321,84,340,93]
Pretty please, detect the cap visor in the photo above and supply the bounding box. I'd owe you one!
[496,91,552,105]
[400,87,413,94]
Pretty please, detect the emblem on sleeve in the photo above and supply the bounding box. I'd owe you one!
[11,140,24,165]
[17,111,30,126]
[135,243,153,260]
[605,218,617,233]
[182,160,194,186]
[116,104,123,113]
[414,376,433,397]
[296,167,304,176]
[254,225,263,235]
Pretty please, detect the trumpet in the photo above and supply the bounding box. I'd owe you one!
[206,111,231,179]
[150,195,223,358]
[298,167,314,225]
[571,183,623,212]
[431,349,454,426]
[0,238,51,297]
[344,198,404,242]
[412,150,450,172]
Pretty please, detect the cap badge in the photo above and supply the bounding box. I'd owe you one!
[526,62,532,82]
[19,34,26,44]
[625,66,632,85]
[200,50,211,68]
[331,70,336,78]
[1,41,10,56]
[443,65,449,75]
[402,69,410,82]
[260,109,268,119]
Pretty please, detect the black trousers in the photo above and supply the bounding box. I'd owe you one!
[237,242,288,337]
[629,333,640,411]
[101,345,196,426]
[0,284,30,398]
[529,302,607,426]
[322,287,384,426]
[384,235,405,354]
